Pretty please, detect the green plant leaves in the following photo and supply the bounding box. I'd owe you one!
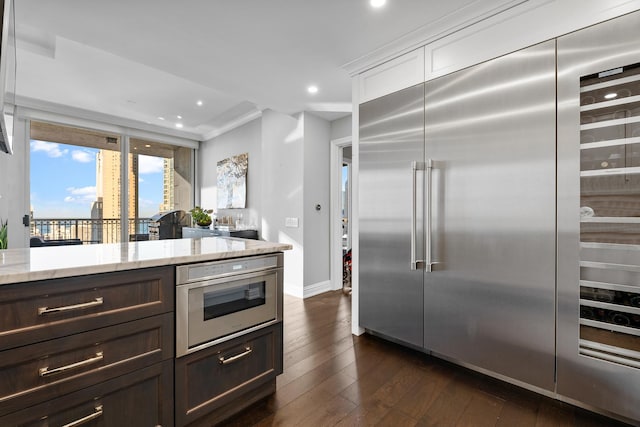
[0,219,7,250]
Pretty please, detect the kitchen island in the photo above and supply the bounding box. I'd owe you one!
[0,237,291,426]
[0,236,290,285]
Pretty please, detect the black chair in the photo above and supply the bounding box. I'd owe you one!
[30,236,83,247]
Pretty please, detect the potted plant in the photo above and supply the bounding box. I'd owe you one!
[189,206,213,228]
[0,219,7,250]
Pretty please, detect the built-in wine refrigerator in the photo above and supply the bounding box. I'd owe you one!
[558,11,640,424]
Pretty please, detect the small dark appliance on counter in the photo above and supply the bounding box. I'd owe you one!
[148,209,188,240]
[182,226,259,240]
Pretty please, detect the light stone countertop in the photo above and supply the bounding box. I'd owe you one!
[0,237,292,285]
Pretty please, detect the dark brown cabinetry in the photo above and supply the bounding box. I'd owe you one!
[175,323,283,427]
[0,361,173,427]
[0,266,175,426]
[0,266,174,351]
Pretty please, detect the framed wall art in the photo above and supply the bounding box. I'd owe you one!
[217,152,248,209]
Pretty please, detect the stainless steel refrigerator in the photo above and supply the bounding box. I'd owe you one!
[360,83,425,348]
[361,10,640,423]
[360,41,557,390]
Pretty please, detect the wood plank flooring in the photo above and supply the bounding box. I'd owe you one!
[219,291,633,427]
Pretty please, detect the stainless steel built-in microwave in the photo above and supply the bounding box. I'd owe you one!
[175,254,283,357]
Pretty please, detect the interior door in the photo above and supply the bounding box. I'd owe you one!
[557,11,640,423]
[423,41,557,390]
[359,84,425,348]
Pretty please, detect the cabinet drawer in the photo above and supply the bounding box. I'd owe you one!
[0,266,174,351]
[175,323,282,426]
[0,360,174,427]
[0,313,173,415]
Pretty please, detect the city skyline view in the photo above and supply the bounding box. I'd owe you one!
[30,140,165,218]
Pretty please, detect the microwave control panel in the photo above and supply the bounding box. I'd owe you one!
[177,255,280,284]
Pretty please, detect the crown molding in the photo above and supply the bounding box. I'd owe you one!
[201,109,263,142]
[305,102,352,113]
[342,0,529,76]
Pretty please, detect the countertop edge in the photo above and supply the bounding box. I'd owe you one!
[0,237,293,285]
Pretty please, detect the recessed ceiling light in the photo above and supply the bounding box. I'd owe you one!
[196,100,203,106]
[370,0,386,8]
[177,115,183,119]
[604,92,618,99]
[158,117,165,121]
[145,144,151,148]
[307,85,319,94]
[175,123,183,129]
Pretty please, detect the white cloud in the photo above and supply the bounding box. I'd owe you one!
[138,155,164,174]
[30,140,68,158]
[64,186,97,204]
[72,150,94,163]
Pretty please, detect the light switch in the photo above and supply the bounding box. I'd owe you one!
[285,217,299,228]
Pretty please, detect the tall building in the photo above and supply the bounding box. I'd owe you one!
[95,150,137,243]
[160,157,174,213]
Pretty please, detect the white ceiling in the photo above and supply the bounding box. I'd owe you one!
[12,0,518,141]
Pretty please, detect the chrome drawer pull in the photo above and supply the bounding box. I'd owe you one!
[38,297,104,316]
[39,351,104,377]
[62,405,103,427]
[218,346,252,365]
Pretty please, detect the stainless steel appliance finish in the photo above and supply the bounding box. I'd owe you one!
[175,253,283,357]
[557,12,640,422]
[148,209,188,240]
[422,41,557,391]
[359,83,425,348]
[358,10,640,424]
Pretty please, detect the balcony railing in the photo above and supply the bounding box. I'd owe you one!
[31,218,152,244]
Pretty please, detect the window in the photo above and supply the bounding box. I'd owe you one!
[128,138,193,241]
[29,121,193,244]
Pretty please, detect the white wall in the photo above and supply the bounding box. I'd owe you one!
[0,115,29,248]
[198,110,334,298]
[330,115,351,141]
[261,109,305,296]
[199,117,262,231]
[302,113,331,292]
[0,151,9,236]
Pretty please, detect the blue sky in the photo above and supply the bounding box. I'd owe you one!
[342,164,348,191]
[30,140,164,218]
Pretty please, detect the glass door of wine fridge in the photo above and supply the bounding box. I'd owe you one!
[558,11,640,424]
[579,64,640,361]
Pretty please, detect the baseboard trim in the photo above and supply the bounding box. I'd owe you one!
[303,280,332,299]
[284,280,333,299]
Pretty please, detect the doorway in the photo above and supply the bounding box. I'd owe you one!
[330,137,352,293]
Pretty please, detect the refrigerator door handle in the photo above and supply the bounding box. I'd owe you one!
[411,161,425,270]
[425,158,434,273]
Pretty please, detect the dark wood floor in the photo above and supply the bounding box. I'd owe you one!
[220,291,633,427]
